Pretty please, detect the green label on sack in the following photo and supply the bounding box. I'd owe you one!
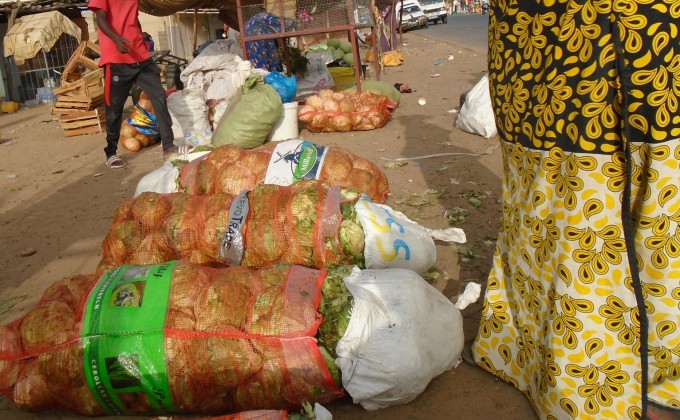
[264,140,328,185]
[81,262,177,415]
[293,142,322,180]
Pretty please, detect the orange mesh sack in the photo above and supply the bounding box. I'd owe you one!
[155,402,332,419]
[97,181,364,275]
[297,89,392,133]
[173,140,389,204]
[0,262,347,416]
[156,411,288,420]
[101,179,461,276]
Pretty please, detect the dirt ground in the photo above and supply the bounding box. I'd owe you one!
[0,32,537,419]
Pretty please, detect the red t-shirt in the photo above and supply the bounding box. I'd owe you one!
[88,0,150,66]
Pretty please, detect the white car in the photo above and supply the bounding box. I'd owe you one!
[420,0,448,24]
[396,1,429,31]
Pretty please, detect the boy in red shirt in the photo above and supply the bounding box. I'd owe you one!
[88,0,175,169]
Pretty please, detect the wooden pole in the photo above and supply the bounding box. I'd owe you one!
[192,9,198,52]
[5,6,21,102]
[398,0,403,44]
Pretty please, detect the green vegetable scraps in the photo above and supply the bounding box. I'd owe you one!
[383,160,408,169]
[317,265,354,385]
[421,270,441,282]
[288,400,317,419]
[394,189,443,210]
[339,202,365,267]
[457,190,487,208]
[446,207,469,225]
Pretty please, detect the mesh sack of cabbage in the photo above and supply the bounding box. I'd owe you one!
[97,180,466,276]
[0,261,356,416]
[297,89,393,132]
[135,140,389,204]
[0,262,464,416]
[155,401,332,419]
[97,181,358,275]
[157,412,287,420]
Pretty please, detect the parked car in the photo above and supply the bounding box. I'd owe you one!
[396,1,429,31]
[420,0,448,24]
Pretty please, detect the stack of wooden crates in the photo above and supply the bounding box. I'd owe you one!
[53,41,107,137]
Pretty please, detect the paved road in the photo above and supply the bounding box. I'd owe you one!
[413,13,490,54]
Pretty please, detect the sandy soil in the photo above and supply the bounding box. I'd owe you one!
[0,32,537,419]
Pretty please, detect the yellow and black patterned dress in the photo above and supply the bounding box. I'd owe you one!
[472,1,680,419]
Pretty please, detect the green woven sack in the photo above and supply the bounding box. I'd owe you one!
[343,80,401,105]
[211,74,283,149]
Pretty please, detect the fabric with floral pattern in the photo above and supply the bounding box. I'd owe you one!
[244,12,292,72]
[473,1,680,419]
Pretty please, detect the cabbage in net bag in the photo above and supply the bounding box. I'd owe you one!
[170,140,389,204]
[0,262,351,416]
[97,181,361,275]
[99,181,465,275]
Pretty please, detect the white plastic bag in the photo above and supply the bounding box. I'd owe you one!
[456,74,498,138]
[355,197,466,273]
[134,162,179,197]
[134,151,211,196]
[296,56,335,98]
[336,267,464,410]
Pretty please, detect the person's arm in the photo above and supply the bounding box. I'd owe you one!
[94,8,131,53]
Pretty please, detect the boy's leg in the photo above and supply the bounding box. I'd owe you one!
[104,63,137,159]
[135,59,175,152]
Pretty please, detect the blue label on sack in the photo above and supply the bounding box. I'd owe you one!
[127,104,159,137]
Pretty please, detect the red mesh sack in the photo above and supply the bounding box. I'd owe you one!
[155,411,288,420]
[97,181,363,275]
[0,262,344,416]
[297,90,392,133]
[177,141,389,204]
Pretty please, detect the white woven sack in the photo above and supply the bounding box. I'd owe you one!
[336,267,464,410]
[168,88,211,145]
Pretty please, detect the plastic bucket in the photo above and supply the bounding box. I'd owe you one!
[268,101,299,142]
[1,101,18,113]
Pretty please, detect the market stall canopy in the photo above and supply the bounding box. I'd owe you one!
[3,10,81,64]
[138,0,264,31]
[0,0,87,13]
[139,0,224,15]
[0,0,266,35]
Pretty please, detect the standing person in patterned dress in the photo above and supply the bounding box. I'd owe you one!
[472,1,680,420]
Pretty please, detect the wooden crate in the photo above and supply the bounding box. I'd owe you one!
[61,41,102,84]
[53,66,105,115]
[54,68,104,97]
[59,108,106,137]
[52,94,105,115]
[53,42,107,134]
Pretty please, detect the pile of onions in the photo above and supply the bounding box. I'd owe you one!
[120,94,158,152]
[121,122,154,152]
[298,89,391,133]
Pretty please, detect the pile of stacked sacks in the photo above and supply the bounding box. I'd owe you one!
[0,134,473,416]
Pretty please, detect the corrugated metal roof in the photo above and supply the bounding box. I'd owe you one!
[0,0,88,14]
[0,0,226,15]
